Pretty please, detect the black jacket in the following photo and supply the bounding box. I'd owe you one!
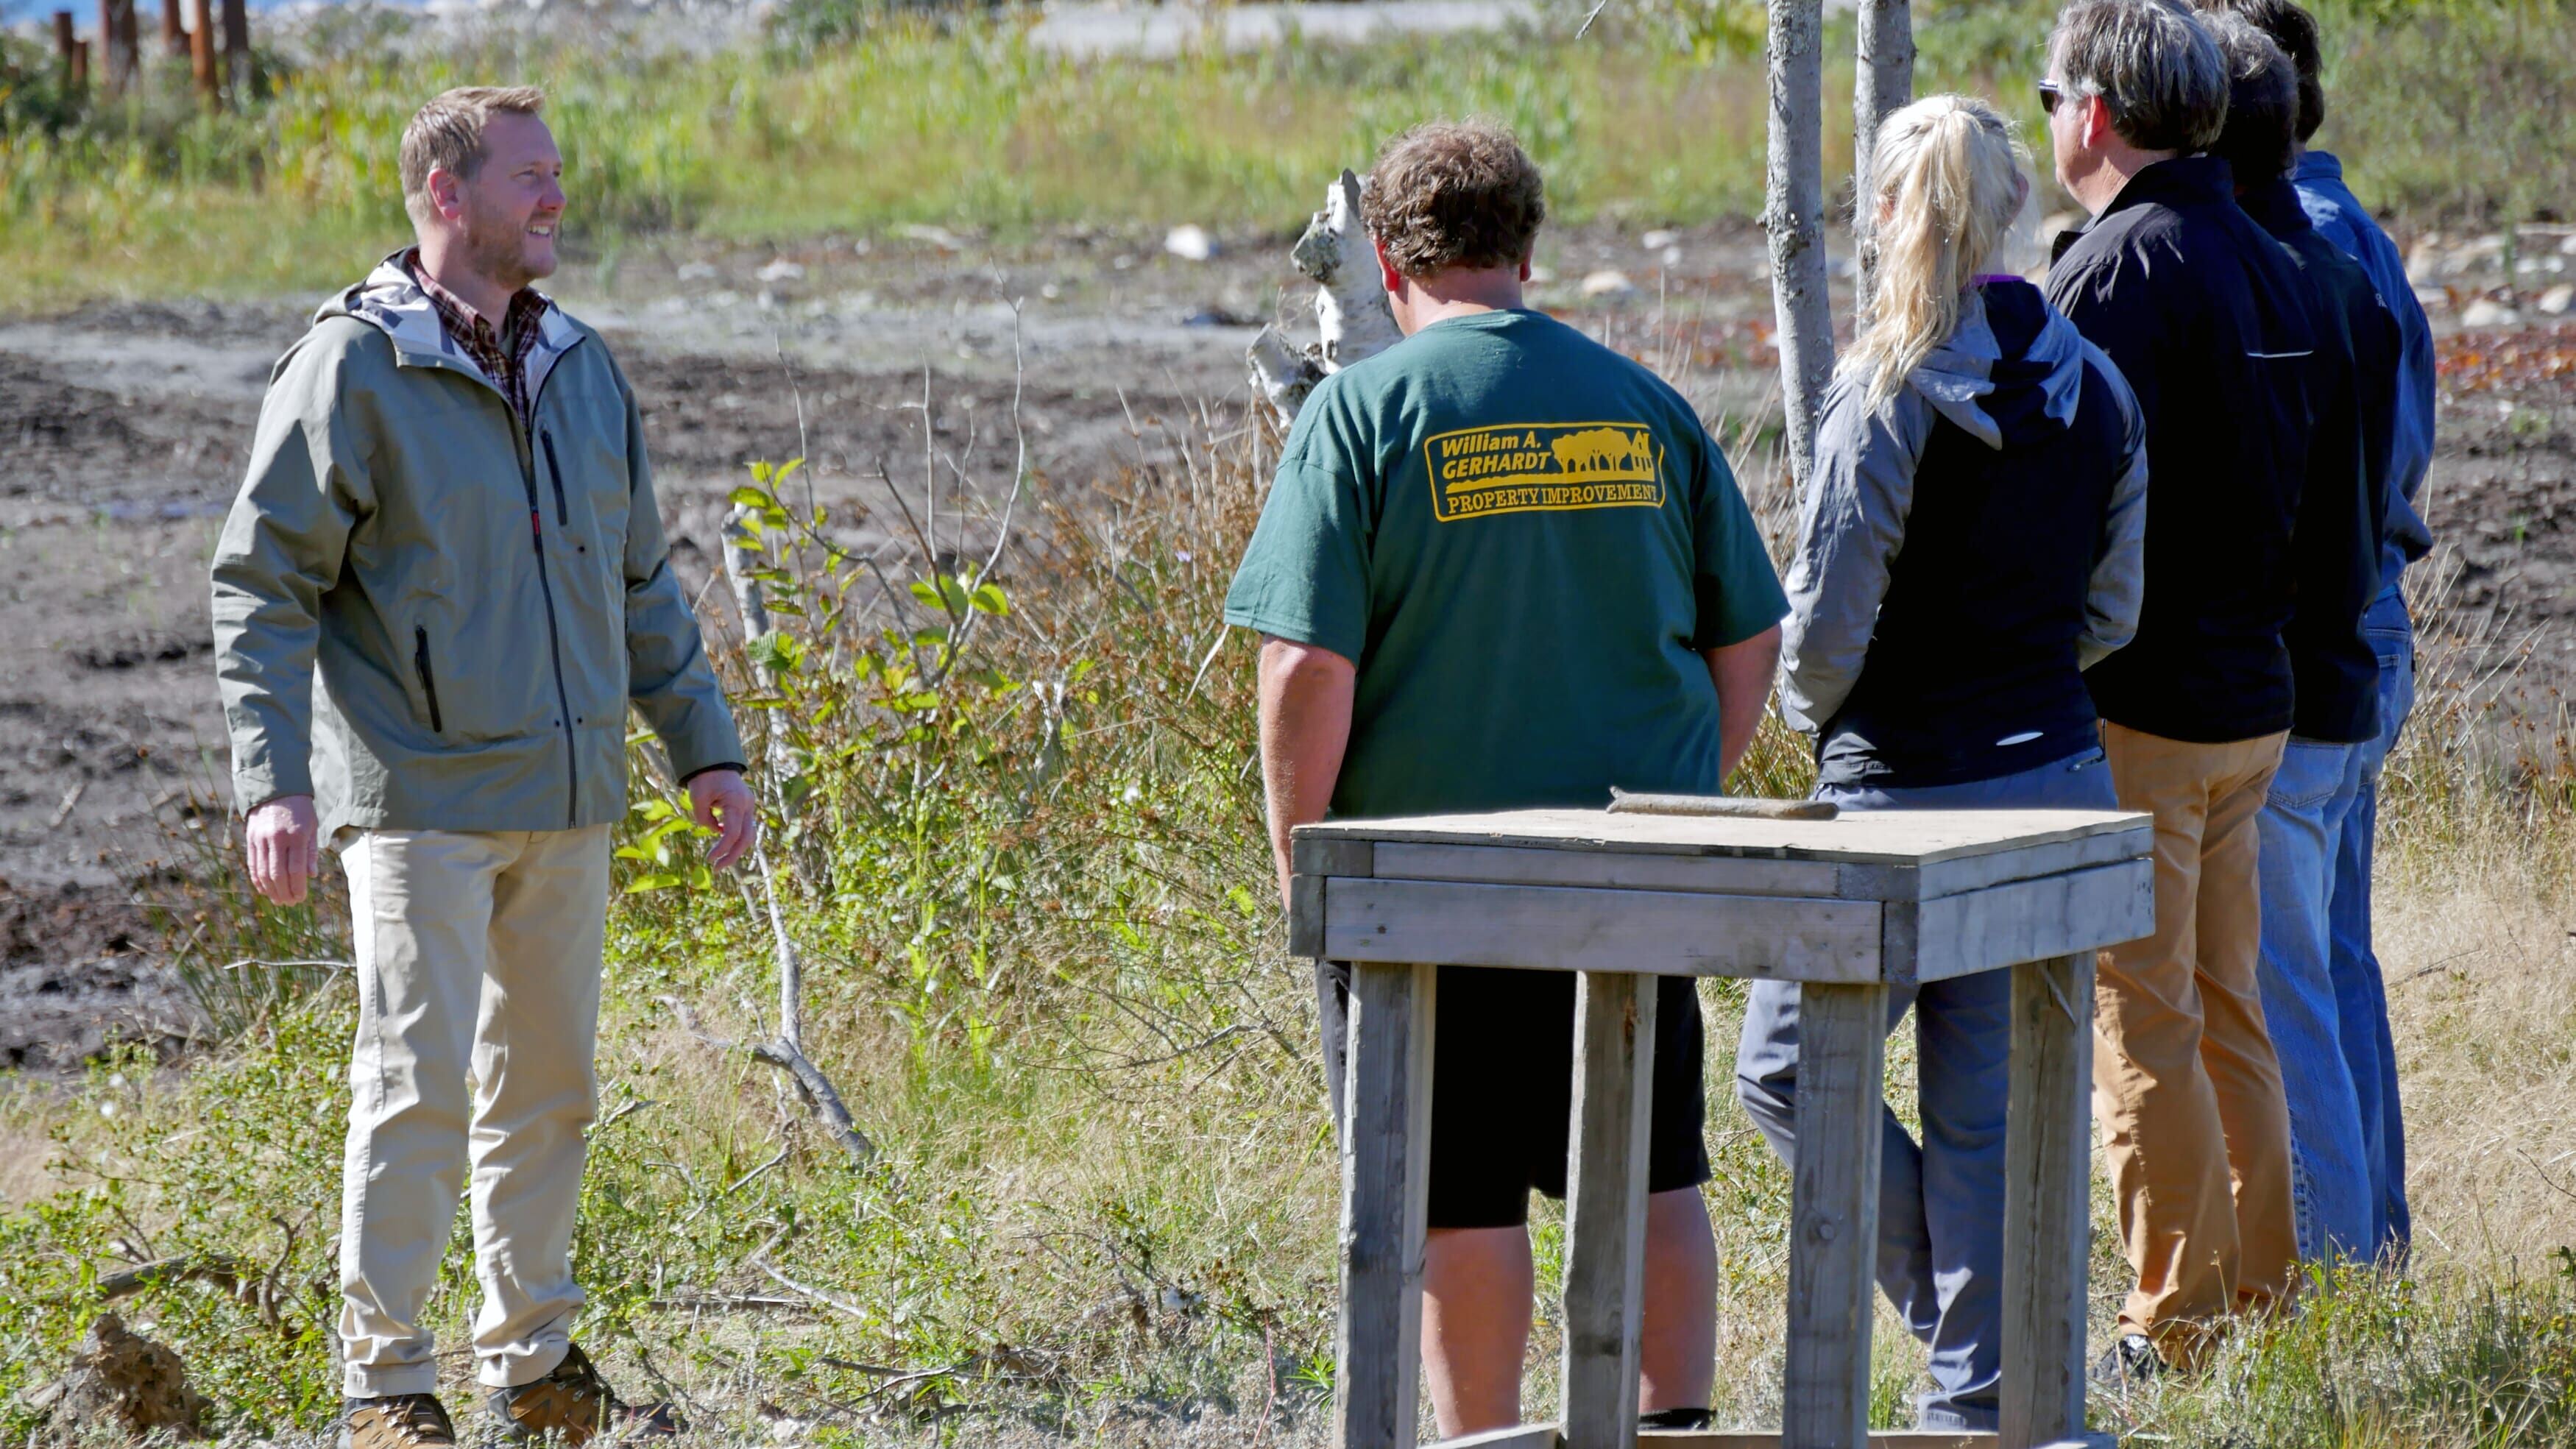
[2241,177,2396,743]
[2047,156,2318,745]
[1781,279,2148,790]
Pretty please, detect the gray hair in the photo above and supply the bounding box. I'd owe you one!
[2203,11,2298,184]
[2049,0,2229,154]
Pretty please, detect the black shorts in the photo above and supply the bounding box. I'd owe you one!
[1316,962,1713,1230]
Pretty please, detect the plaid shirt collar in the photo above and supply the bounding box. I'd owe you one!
[401,247,550,429]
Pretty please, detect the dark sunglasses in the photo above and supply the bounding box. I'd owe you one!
[2039,80,2067,116]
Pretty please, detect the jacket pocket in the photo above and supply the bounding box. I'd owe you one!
[541,431,570,528]
[413,627,445,734]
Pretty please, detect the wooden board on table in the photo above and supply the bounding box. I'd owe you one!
[1634,1434,2112,1448]
[1912,860,2155,982]
[1295,808,2149,901]
[1320,877,1882,982]
[1418,1428,2121,1448]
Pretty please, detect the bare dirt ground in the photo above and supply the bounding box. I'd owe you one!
[0,216,2565,1074]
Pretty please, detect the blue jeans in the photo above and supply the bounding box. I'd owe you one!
[1736,746,2118,1431]
[2254,734,2374,1263]
[2333,587,2415,1255]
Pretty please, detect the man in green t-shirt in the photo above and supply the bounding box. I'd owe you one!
[1224,121,1787,1438]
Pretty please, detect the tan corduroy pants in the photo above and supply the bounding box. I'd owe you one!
[2094,723,2299,1363]
[334,827,612,1398]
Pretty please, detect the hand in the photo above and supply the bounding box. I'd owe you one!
[245,795,321,906]
[689,768,759,871]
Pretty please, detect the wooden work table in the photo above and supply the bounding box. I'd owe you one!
[1286,806,2154,1449]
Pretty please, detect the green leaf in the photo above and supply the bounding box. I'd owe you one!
[729,483,777,510]
[969,582,1009,615]
[623,873,682,893]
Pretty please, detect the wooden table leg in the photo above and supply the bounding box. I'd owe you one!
[1337,961,1437,1449]
[1561,971,1657,1449]
[1783,981,1887,1449]
[2000,954,2094,1448]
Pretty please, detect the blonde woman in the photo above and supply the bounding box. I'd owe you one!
[1733,95,2146,1428]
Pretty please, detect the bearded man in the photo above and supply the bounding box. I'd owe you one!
[210,86,753,1448]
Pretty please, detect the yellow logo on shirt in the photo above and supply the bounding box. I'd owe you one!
[1423,421,1667,522]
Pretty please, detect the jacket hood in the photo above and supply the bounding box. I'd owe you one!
[317,250,583,402]
[1908,277,2084,450]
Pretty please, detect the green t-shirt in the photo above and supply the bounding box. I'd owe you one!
[1224,308,1788,819]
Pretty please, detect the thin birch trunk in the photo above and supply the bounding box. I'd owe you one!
[1763,0,1836,487]
[1853,0,1915,314]
[1249,168,1402,427]
[719,512,876,1166]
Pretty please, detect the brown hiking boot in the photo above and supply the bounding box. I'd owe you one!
[486,1345,679,1446]
[339,1395,456,1449]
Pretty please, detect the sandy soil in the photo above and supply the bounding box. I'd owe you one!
[0,217,2564,1073]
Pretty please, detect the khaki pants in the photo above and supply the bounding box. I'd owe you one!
[335,827,612,1397]
[2094,724,2298,1361]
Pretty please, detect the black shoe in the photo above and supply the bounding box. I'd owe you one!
[1639,1406,1714,1432]
[2090,1331,2165,1388]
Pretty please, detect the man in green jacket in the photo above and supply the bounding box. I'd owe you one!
[210,86,752,1449]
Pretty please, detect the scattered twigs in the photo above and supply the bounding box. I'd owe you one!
[645,1292,813,1313]
[94,1253,251,1303]
[2517,1147,2576,1206]
[87,1224,309,1341]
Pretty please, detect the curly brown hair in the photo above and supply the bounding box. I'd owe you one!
[1360,121,1548,279]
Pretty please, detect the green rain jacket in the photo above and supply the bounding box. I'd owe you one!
[210,255,743,837]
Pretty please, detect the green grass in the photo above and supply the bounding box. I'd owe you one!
[5,389,2576,1444]
[1,0,2566,312]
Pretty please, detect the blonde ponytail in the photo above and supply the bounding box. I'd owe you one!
[1843,95,2031,415]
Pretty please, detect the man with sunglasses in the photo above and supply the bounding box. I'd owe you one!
[2037,0,2322,1380]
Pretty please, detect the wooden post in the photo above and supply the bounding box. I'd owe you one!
[1560,971,1657,1449]
[53,11,77,88]
[188,0,214,104]
[1782,982,1886,1449]
[1762,0,1836,487]
[1852,0,1915,313]
[69,37,89,92]
[217,0,246,99]
[1337,961,1437,1449]
[2000,954,2095,1448]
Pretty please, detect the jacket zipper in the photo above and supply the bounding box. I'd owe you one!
[413,628,445,734]
[414,333,587,829]
[514,370,583,830]
[540,431,570,528]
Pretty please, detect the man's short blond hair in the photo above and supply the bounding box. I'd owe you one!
[1361,120,1548,279]
[400,85,546,226]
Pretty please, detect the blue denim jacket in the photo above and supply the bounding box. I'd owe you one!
[2295,150,2436,592]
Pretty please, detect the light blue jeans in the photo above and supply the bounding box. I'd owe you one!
[2254,731,2374,1264]
[2332,586,2416,1255]
[1736,746,2118,1431]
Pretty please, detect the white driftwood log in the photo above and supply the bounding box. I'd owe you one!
[1249,168,1403,425]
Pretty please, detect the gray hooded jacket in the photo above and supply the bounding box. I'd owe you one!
[210,255,743,837]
